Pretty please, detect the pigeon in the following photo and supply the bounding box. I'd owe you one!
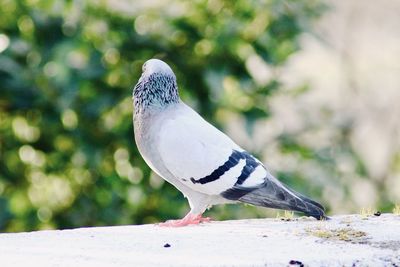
[133,59,326,226]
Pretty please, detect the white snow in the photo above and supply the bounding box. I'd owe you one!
[0,214,399,267]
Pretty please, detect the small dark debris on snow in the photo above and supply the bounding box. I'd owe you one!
[374,211,381,216]
[289,260,304,267]
[262,235,268,238]
[163,243,171,248]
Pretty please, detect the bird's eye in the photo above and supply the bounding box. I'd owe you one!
[142,63,147,72]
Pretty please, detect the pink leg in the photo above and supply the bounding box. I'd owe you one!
[158,213,211,227]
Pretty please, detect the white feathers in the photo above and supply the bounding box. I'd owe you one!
[241,165,268,187]
[206,159,246,194]
[157,104,247,195]
[143,59,174,76]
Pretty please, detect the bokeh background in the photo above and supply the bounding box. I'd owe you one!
[0,0,399,232]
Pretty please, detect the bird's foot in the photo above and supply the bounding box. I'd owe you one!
[158,213,211,227]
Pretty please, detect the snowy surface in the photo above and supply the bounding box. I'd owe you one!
[0,214,399,267]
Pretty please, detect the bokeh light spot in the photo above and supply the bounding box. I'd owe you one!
[0,34,10,53]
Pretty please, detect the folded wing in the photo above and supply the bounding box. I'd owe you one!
[157,104,266,195]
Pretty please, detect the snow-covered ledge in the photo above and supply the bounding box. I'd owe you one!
[0,214,399,267]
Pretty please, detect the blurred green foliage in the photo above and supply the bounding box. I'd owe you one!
[0,0,328,231]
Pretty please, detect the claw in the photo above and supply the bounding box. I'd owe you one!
[158,213,211,227]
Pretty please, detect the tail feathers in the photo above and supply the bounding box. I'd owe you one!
[286,188,330,220]
[238,180,326,220]
[287,188,325,211]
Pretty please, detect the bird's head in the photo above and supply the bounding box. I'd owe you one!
[142,59,174,76]
[133,59,179,114]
